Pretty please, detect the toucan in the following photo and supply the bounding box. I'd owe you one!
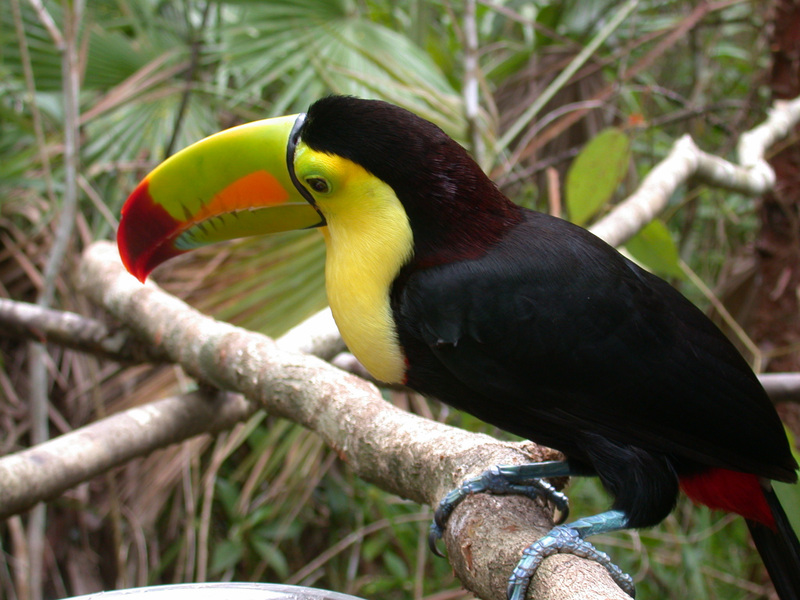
[117,96,800,599]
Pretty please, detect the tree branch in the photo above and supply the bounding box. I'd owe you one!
[590,96,800,247]
[62,241,627,600]
[760,373,800,404]
[5,297,796,405]
[0,298,169,363]
[0,300,346,519]
[0,389,255,519]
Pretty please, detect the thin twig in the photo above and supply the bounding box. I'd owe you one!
[0,298,168,364]
[496,0,639,152]
[679,259,762,370]
[26,0,62,48]
[494,1,718,180]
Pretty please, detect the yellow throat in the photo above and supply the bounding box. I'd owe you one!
[295,147,414,384]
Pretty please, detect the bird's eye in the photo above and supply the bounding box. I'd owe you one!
[305,177,330,194]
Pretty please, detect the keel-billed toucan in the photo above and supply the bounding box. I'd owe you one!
[118,96,800,599]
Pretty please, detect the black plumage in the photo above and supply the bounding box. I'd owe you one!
[302,96,800,596]
[392,210,795,526]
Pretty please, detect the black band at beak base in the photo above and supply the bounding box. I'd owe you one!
[287,113,327,227]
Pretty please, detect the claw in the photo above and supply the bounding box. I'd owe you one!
[506,512,635,600]
[428,464,633,599]
[429,462,573,560]
[529,477,569,523]
[428,522,446,557]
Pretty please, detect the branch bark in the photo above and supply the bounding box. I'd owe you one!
[0,389,255,519]
[0,298,169,363]
[590,96,800,247]
[761,373,800,404]
[4,297,797,404]
[62,241,627,600]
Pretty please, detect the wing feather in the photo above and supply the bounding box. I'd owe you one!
[394,211,795,481]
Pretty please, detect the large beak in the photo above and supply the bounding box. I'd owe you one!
[117,114,324,282]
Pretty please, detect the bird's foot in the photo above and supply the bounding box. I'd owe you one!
[428,462,571,557]
[507,517,635,599]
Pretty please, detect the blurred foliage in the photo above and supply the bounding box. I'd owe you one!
[0,1,791,599]
[565,127,630,227]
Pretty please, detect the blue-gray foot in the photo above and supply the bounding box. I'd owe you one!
[507,511,635,599]
[428,461,572,557]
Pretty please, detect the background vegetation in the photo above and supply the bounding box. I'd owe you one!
[0,1,795,599]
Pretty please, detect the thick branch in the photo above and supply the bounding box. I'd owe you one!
[0,303,346,518]
[0,389,255,518]
[64,241,627,600]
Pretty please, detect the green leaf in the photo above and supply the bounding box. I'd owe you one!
[219,0,464,140]
[624,220,683,279]
[361,533,388,562]
[210,539,244,575]
[566,128,630,225]
[382,550,408,580]
[773,427,800,536]
[251,538,289,579]
[215,479,242,520]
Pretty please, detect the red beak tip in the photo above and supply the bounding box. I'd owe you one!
[119,250,149,283]
[117,179,183,284]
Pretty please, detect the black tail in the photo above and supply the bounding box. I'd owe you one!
[746,487,800,600]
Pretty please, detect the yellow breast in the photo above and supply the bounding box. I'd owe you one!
[312,160,414,384]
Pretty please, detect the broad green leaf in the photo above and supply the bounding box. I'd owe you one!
[251,539,290,579]
[220,0,464,139]
[210,539,244,575]
[624,220,683,279]
[382,550,408,580]
[215,479,242,519]
[566,127,630,225]
[773,427,800,536]
[202,231,328,337]
[361,533,388,562]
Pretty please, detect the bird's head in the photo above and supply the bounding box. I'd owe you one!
[118,96,520,282]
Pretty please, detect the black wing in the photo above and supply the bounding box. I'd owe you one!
[393,210,796,482]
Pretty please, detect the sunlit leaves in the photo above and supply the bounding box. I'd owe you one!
[624,219,683,279]
[565,127,630,225]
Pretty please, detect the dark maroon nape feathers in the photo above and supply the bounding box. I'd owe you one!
[300,96,523,265]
